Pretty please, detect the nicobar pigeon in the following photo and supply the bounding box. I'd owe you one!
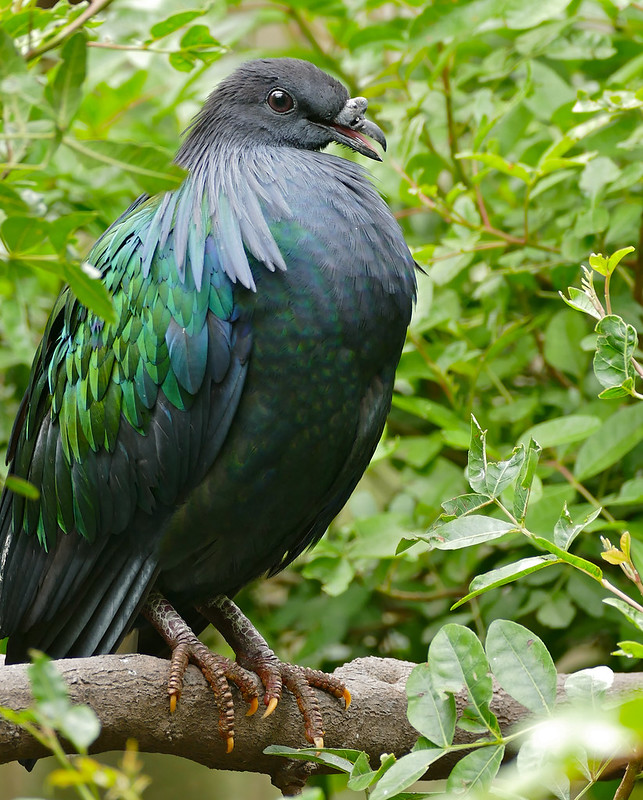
[0,58,416,753]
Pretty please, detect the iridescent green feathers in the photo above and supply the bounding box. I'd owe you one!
[5,185,242,551]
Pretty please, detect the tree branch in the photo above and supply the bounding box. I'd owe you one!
[1,655,642,795]
[25,0,115,61]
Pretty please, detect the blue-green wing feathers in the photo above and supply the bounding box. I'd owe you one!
[0,193,251,661]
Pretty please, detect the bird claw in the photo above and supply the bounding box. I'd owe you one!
[240,656,349,747]
[246,697,259,716]
[196,595,350,748]
[144,592,260,751]
[263,696,279,718]
[147,594,350,751]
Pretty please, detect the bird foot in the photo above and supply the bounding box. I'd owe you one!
[143,591,261,752]
[240,651,351,747]
[198,595,351,748]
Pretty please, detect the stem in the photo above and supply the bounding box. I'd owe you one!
[0,132,56,140]
[392,162,559,254]
[601,578,643,615]
[613,755,643,800]
[377,587,465,602]
[634,209,643,305]
[408,331,456,406]
[472,161,492,228]
[441,57,469,187]
[605,271,613,315]
[25,0,115,61]
[545,460,615,523]
[523,185,530,242]
[494,499,522,529]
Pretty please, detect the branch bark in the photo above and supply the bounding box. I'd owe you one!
[1,654,642,795]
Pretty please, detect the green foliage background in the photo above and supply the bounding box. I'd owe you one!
[2,0,643,797]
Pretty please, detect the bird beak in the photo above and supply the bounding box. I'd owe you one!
[326,96,387,161]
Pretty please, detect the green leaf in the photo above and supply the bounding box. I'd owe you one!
[603,598,643,633]
[369,749,446,800]
[564,666,613,708]
[575,403,643,481]
[28,651,70,724]
[517,737,571,800]
[421,515,516,550]
[607,246,635,273]
[180,24,220,49]
[406,663,456,746]
[347,752,396,791]
[346,751,375,791]
[0,27,27,81]
[520,416,601,449]
[458,151,532,183]
[45,31,86,129]
[48,211,97,254]
[59,705,100,751]
[613,641,643,659]
[0,184,28,215]
[544,310,590,378]
[593,315,637,390]
[513,438,541,521]
[588,252,609,276]
[168,51,196,73]
[445,744,504,794]
[485,445,525,498]
[429,624,498,734]
[589,249,635,276]
[63,139,185,194]
[4,475,40,500]
[553,504,602,550]
[440,493,493,517]
[62,262,116,324]
[149,10,205,39]
[263,746,360,773]
[391,396,466,430]
[559,287,602,320]
[452,555,560,609]
[467,416,487,493]
[531,535,603,579]
[1,216,50,253]
[486,620,557,714]
[598,382,635,399]
[536,592,576,629]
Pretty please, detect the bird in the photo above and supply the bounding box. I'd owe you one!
[0,57,416,753]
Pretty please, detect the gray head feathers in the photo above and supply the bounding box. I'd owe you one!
[138,58,409,295]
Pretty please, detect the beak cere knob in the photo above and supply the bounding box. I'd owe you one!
[328,96,387,161]
[335,96,369,127]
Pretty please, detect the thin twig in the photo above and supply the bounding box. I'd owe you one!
[613,754,643,800]
[441,56,469,187]
[602,578,643,614]
[25,0,115,61]
[377,586,465,602]
[392,161,559,253]
[408,331,456,406]
[544,460,615,522]
[472,161,492,229]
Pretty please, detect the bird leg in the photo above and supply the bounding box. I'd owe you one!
[197,595,351,749]
[142,591,261,752]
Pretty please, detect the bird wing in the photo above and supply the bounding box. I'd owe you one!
[0,192,252,660]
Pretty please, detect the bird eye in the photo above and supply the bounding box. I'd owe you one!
[267,89,294,113]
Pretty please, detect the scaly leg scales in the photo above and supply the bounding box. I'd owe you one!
[198,595,351,748]
[143,591,260,752]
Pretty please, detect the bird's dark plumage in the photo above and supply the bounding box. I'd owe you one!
[0,58,415,700]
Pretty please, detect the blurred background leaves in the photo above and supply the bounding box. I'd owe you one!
[3,0,643,796]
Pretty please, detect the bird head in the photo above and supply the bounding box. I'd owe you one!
[178,58,387,163]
